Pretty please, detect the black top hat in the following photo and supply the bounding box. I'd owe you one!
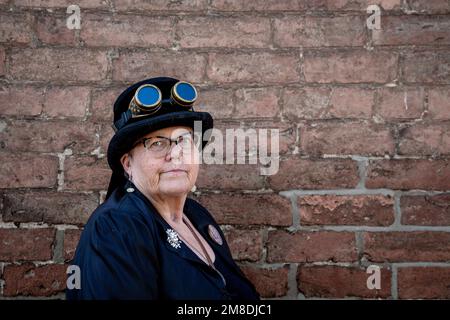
[105,76,213,199]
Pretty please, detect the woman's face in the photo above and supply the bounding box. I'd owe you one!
[120,126,199,198]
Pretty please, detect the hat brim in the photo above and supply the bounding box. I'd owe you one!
[107,110,213,173]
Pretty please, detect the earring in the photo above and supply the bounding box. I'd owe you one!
[190,185,197,193]
[126,171,135,193]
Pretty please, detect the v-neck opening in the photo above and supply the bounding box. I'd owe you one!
[125,181,217,267]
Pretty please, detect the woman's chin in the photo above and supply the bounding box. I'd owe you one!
[158,181,191,195]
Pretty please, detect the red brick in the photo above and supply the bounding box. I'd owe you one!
[196,88,235,119]
[210,0,307,11]
[366,159,450,190]
[398,123,450,156]
[0,13,33,45]
[99,123,115,156]
[113,0,208,11]
[112,51,206,83]
[0,47,5,75]
[267,158,359,191]
[398,267,450,299]
[0,85,44,116]
[428,88,450,120]
[196,163,265,191]
[36,15,76,45]
[328,87,374,119]
[373,16,450,45]
[0,120,98,153]
[283,87,373,120]
[178,16,270,48]
[240,265,289,298]
[274,16,365,47]
[300,121,395,157]
[211,0,402,11]
[406,0,450,13]
[267,230,357,262]
[64,155,111,191]
[81,14,174,48]
[1,191,97,225]
[401,194,450,226]
[304,50,398,83]
[0,153,58,188]
[3,263,66,297]
[0,228,55,261]
[15,0,108,8]
[194,193,292,226]
[233,87,279,118]
[212,120,295,156]
[283,87,330,120]
[90,87,123,122]
[328,0,401,10]
[298,265,391,298]
[298,195,395,226]
[43,86,90,118]
[376,87,424,121]
[223,228,262,261]
[363,231,450,262]
[207,52,300,84]
[64,229,82,261]
[403,51,450,84]
[8,48,108,82]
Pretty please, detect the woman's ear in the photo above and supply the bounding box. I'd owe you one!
[120,153,132,177]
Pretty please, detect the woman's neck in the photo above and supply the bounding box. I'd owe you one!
[132,180,186,224]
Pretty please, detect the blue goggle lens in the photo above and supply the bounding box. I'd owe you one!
[174,82,197,103]
[136,85,161,108]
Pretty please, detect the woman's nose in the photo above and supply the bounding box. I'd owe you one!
[165,141,183,161]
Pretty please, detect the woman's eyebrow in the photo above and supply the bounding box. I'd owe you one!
[151,132,192,140]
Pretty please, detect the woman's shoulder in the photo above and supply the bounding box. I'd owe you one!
[82,190,158,241]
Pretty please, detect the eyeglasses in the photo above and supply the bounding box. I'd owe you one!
[135,132,195,158]
[112,81,198,132]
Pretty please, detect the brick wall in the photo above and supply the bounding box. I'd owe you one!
[0,0,449,299]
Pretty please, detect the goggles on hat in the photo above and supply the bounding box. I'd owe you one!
[112,81,198,132]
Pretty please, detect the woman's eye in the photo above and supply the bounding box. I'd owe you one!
[151,140,162,148]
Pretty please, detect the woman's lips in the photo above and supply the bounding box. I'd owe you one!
[161,169,187,176]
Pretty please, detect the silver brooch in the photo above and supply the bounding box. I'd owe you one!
[166,229,181,249]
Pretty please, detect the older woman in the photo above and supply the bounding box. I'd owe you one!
[66,77,260,300]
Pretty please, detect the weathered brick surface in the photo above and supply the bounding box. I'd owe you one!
[1,191,97,225]
[267,231,358,263]
[195,192,292,226]
[222,228,262,261]
[300,121,395,157]
[363,232,450,262]
[267,158,359,190]
[1,1,448,300]
[303,50,398,83]
[3,263,67,297]
[298,265,392,298]
[401,194,450,226]
[64,229,82,261]
[298,195,395,226]
[0,228,55,261]
[240,265,289,298]
[8,48,109,82]
[366,159,450,190]
[0,152,58,188]
[398,267,450,299]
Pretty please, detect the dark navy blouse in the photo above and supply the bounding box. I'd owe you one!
[66,180,260,300]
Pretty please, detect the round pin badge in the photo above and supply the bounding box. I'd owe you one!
[208,225,223,246]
